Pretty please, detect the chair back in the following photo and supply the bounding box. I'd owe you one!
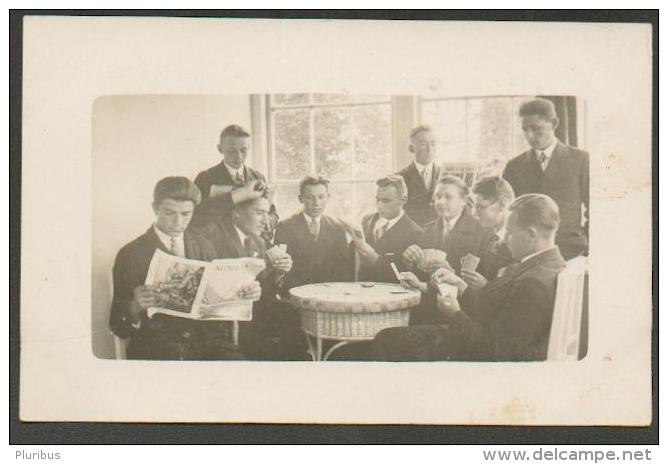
[547,256,588,361]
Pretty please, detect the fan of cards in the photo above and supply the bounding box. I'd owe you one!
[266,244,288,261]
[417,248,449,272]
[460,253,481,272]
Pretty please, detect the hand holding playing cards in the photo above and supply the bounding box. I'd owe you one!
[430,267,468,296]
[460,269,488,291]
[231,180,265,204]
[436,290,461,318]
[402,245,423,268]
[238,281,262,300]
[397,271,428,293]
[266,245,292,275]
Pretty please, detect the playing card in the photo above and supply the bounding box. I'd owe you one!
[460,253,481,272]
[437,283,458,299]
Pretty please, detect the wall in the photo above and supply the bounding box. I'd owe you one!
[92,95,252,359]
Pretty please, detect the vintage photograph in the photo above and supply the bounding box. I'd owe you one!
[92,93,589,363]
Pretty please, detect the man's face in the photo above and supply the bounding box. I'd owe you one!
[521,114,556,150]
[409,130,437,165]
[376,185,405,220]
[218,135,250,169]
[234,197,269,236]
[473,194,506,229]
[433,183,467,221]
[153,199,195,237]
[299,184,329,218]
[504,212,534,260]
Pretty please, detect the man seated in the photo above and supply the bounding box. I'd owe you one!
[109,177,243,360]
[190,124,278,243]
[464,176,517,289]
[403,175,485,276]
[274,175,353,291]
[201,191,306,360]
[349,175,423,283]
[366,194,567,362]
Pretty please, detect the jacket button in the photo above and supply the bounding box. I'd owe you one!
[182,331,191,339]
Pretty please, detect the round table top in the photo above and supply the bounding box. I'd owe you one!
[288,282,421,313]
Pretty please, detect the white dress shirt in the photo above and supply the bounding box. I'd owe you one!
[413,161,434,188]
[153,225,185,257]
[534,137,558,171]
[224,161,246,183]
[373,211,404,240]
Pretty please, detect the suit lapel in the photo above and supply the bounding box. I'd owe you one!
[429,163,441,195]
[407,163,429,194]
[147,227,170,254]
[542,141,566,181]
[222,221,244,257]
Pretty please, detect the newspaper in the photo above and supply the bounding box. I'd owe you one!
[144,249,266,321]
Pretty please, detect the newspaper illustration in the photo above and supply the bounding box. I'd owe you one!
[145,249,266,321]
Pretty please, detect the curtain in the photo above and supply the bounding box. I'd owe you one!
[541,96,578,147]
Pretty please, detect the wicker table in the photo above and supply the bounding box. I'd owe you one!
[288,282,421,361]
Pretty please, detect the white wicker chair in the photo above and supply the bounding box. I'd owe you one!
[439,159,505,187]
[547,256,588,361]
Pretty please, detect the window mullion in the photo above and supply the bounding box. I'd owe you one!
[309,108,316,174]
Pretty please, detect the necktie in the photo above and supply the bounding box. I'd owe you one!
[422,166,431,189]
[536,151,548,171]
[309,218,320,241]
[234,171,244,185]
[374,221,389,242]
[170,236,184,257]
[441,219,451,247]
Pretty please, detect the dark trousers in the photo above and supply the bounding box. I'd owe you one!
[365,325,455,361]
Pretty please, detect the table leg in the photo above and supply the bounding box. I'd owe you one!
[323,341,350,361]
[304,333,319,361]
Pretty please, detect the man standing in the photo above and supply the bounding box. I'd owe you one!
[201,192,305,360]
[397,125,442,227]
[274,176,352,291]
[109,177,244,360]
[190,124,278,242]
[349,175,423,283]
[503,98,589,259]
[366,194,567,362]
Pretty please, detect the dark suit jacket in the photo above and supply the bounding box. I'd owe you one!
[109,228,239,360]
[503,141,589,259]
[476,228,514,281]
[358,212,423,283]
[274,213,353,291]
[416,207,485,274]
[450,247,566,361]
[397,162,442,227]
[191,162,278,240]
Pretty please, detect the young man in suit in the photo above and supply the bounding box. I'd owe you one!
[366,194,567,362]
[109,177,244,360]
[503,98,589,260]
[274,175,353,291]
[201,192,306,360]
[190,124,278,243]
[463,176,516,289]
[397,125,442,227]
[349,175,423,283]
[403,175,485,276]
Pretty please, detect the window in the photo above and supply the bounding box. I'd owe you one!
[267,94,393,223]
[420,96,534,164]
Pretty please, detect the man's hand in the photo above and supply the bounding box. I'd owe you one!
[460,269,488,291]
[430,268,468,296]
[422,260,454,275]
[403,245,423,268]
[268,253,293,275]
[130,285,157,321]
[436,292,462,319]
[355,242,380,264]
[231,180,265,204]
[238,281,262,300]
[397,271,428,293]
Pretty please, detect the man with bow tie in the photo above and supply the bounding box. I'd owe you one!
[503,98,589,260]
[348,175,423,283]
[109,177,243,360]
[366,194,567,362]
[190,124,278,244]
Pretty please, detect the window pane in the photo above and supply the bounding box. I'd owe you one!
[313,94,351,104]
[273,109,311,181]
[273,183,302,219]
[314,108,352,180]
[353,182,377,223]
[421,99,467,163]
[467,98,511,161]
[323,182,354,223]
[272,94,310,106]
[353,105,393,179]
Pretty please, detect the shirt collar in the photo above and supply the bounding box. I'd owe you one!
[413,160,434,174]
[495,226,507,242]
[535,137,558,160]
[232,223,248,245]
[223,161,244,179]
[303,211,322,224]
[442,209,463,230]
[375,211,404,231]
[520,245,557,263]
[153,224,184,250]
